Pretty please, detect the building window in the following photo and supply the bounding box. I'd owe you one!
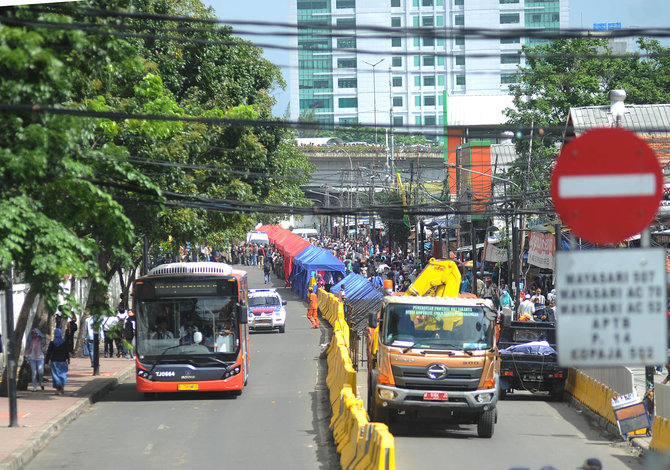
[424,115,436,125]
[500,37,520,44]
[423,76,435,86]
[422,16,434,26]
[392,76,403,87]
[337,37,356,49]
[336,18,356,28]
[415,96,421,106]
[454,0,463,5]
[392,0,401,6]
[393,96,404,107]
[424,95,436,106]
[423,37,434,46]
[455,35,465,46]
[500,0,518,3]
[337,58,357,68]
[338,97,358,108]
[438,75,445,85]
[436,15,444,26]
[336,0,355,7]
[455,55,465,66]
[340,117,358,125]
[501,54,521,64]
[500,13,520,24]
[391,17,401,27]
[456,74,465,85]
[423,56,435,66]
[501,73,519,84]
[297,1,328,8]
[392,37,402,47]
[393,116,403,126]
[422,0,434,5]
[392,56,402,67]
[454,14,464,26]
[338,78,357,88]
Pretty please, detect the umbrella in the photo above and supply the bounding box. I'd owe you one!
[376,263,390,273]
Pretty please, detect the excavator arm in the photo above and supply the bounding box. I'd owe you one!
[404,258,462,297]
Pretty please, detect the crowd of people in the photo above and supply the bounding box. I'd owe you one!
[225,234,559,320]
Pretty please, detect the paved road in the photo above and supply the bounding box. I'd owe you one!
[390,392,642,470]
[22,266,339,470]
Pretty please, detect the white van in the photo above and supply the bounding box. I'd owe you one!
[292,228,319,239]
[247,232,270,245]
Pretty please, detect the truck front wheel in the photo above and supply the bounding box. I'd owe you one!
[368,389,390,424]
[477,408,496,438]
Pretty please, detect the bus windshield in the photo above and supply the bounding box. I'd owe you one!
[382,303,496,351]
[136,297,238,358]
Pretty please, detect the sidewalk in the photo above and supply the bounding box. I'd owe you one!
[0,356,135,470]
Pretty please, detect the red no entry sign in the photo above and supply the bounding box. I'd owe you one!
[550,128,663,245]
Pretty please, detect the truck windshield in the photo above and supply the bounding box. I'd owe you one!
[135,297,238,358]
[383,303,495,351]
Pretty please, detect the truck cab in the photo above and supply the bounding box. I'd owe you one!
[367,295,499,437]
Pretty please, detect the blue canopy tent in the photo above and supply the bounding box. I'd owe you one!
[289,246,345,300]
[331,273,384,333]
[331,273,383,300]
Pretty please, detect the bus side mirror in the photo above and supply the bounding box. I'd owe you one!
[368,312,377,328]
[236,303,248,324]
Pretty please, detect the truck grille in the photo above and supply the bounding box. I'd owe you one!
[392,364,483,391]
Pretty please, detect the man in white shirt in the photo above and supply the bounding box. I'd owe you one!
[517,294,535,321]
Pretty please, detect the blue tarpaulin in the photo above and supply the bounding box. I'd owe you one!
[289,246,345,300]
[330,273,384,300]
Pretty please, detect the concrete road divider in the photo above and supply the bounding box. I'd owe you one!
[650,416,670,452]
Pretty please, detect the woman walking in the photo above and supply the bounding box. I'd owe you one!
[24,328,45,392]
[45,328,70,395]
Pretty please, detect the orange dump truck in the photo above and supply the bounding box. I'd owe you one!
[366,259,499,437]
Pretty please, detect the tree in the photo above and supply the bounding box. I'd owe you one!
[503,38,670,214]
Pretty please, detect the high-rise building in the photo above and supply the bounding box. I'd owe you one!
[289,0,569,131]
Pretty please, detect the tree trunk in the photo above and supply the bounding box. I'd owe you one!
[0,286,38,397]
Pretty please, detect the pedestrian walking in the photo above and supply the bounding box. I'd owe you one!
[65,316,78,354]
[307,286,319,329]
[263,257,273,284]
[45,328,70,395]
[123,310,136,359]
[24,328,45,392]
[102,313,117,358]
[84,314,102,367]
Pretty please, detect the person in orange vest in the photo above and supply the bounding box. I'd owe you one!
[307,285,319,329]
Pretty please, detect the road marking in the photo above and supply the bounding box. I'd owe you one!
[558,174,656,198]
[144,443,154,455]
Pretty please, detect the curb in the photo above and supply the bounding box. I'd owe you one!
[0,365,135,470]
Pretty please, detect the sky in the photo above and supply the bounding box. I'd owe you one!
[205,0,670,117]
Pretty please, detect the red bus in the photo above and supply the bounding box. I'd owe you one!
[133,262,249,396]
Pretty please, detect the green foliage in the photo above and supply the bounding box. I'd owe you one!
[504,38,670,211]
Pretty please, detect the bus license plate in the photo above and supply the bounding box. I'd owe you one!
[178,384,198,391]
[423,392,449,401]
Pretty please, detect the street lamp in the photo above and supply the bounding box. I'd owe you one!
[362,59,384,146]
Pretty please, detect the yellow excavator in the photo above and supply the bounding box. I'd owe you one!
[404,258,462,298]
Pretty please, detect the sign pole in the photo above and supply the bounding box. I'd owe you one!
[4,267,18,427]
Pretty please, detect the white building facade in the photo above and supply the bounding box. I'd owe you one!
[289,0,569,130]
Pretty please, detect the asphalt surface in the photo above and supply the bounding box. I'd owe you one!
[1,266,338,470]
